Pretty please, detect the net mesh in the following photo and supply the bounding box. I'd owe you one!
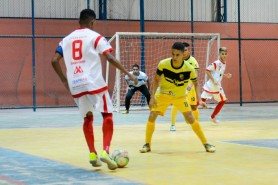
[108,32,220,112]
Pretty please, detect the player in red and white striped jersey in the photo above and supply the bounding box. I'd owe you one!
[51,9,137,170]
[201,47,232,124]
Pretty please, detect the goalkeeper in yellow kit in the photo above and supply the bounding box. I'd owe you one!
[139,42,216,153]
[170,42,200,131]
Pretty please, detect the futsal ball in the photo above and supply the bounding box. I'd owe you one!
[112,149,129,168]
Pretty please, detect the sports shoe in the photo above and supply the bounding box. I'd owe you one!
[100,150,117,170]
[122,110,129,114]
[170,125,176,131]
[211,118,220,124]
[89,152,102,167]
[139,143,151,153]
[204,144,216,153]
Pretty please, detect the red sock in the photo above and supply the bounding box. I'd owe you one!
[102,113,114,154]
[83,115,96,153]
[211,101,226,119]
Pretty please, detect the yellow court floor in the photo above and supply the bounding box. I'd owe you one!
[0,104,278,185]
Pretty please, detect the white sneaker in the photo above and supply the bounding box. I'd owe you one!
[204,144,216,153]
[170,125,176,131]
[211,118,220,124]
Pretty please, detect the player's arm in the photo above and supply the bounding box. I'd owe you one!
[146,78,151,91]
[149,74,160,107]
[187,69,198,91]
[124,75,130,86]
[187,58,199,91]
[105,52,138,85]
[206,62,218,85]
[190,65,206,108]
[192,79,206,108]
[206,70,218,86]
[51,52,69,91]
[125,79,129,86]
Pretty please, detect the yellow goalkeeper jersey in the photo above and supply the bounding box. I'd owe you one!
[156,57,197,97]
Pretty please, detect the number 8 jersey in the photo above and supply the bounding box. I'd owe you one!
[56,28,113,98]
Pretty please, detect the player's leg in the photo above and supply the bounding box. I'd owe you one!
[74,96,102,167]
[176,98,215,153]
[139,111,159,153]
[140,94,170,153]
[210,89,227,124]
[96,91,117,170]
[182,111,216,152]
[100,112,117,170]
[170,105,178,131]
[171,96,189,131]
[123,86,136,114]
[201,90,211,103]
[188,87,199,121]
[102,112,113,153]
[201,90,218,122]
[139,85,151,105]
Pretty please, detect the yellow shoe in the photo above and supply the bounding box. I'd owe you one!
[122,110,129,114]
[139,143,151,153]
[100,150,117,170]
[89,152,102,167]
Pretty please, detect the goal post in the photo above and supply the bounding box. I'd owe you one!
[107,32,220,112]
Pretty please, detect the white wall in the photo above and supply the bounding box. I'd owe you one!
[0,0,277,23]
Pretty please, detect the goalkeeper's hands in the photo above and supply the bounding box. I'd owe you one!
[131,76,138,85]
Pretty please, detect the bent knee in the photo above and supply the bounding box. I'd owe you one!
[184,113,195,124]
[148,111,159,122]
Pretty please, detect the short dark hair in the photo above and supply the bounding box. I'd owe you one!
[79,9,96,25]
[132,64,139,69]
[182,42,190,48]
[172,42,185,52]
[219,47,228,52]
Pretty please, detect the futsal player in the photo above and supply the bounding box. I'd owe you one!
[170,42,200,131]
[201,47,232,124]
[51,9,138,170]
[122,64,151,114]
[139,42,216,153]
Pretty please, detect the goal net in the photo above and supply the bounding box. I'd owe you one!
[107,32,220,112]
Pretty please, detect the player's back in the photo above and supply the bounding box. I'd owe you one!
[62,28,101,69]
[60,28,111,95]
